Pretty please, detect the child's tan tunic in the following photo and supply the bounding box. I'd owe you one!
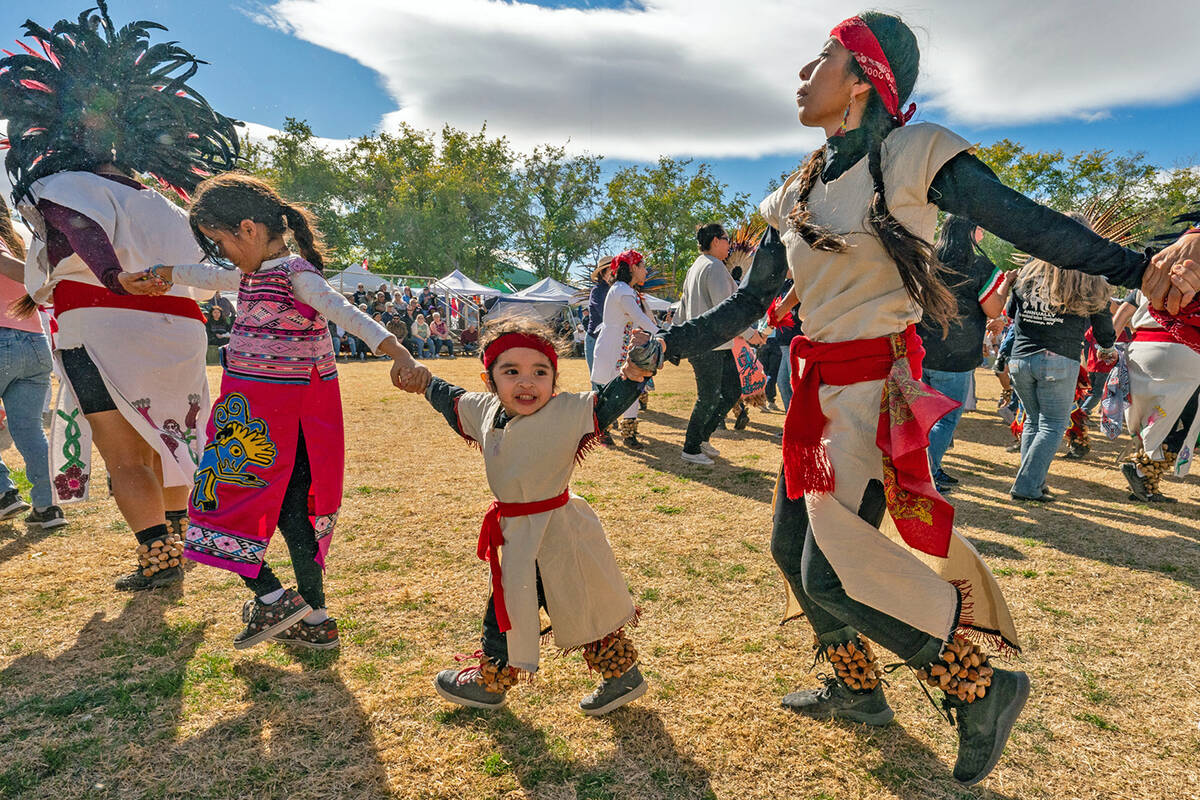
[455,390,637,672]
[760,123,1019,650]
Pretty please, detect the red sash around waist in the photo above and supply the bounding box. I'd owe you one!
[1132,327,1178,344]
[478,489,571,632]
[53,279,205,323]
[783,325,958,558]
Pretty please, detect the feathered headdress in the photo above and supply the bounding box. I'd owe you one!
[0,1,240,204]
[724,217,767,273]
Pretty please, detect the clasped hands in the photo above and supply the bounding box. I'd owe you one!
[1142,233,1200,314]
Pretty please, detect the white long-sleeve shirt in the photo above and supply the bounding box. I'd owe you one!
[173,261,391,351]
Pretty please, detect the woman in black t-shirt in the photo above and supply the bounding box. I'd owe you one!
[1007,213,1116,501]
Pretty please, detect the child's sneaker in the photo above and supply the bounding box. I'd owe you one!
[580,664,647,716]
[0,489,31,520]
[273,617,339,649]
[25,505,68,530]
[234,589,311,650]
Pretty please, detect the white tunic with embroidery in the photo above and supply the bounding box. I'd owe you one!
[455,390,636,672]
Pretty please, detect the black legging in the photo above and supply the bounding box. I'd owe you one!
[769,469,937,659]
[684,349,741,452]
[242,427,326,610]
[480,568,546,667]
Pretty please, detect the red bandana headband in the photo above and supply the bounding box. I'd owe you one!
[829,16,916,126]
[611,249,644,272]
[483,332,559,371]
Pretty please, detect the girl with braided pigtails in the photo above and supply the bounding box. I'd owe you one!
[118,174,423,650]
[0,1,239,591]
[627,11,1200,786]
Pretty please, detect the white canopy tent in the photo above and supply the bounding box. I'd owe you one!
[327,264,405,294]
[433,269,506,299]
[641,293,673,312]
[488,277,580,323]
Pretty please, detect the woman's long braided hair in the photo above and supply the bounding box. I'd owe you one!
[786,11,957,334]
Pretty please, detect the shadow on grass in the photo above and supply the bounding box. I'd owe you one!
[853,717,1020,800]
[438,704,712,799]
[0,518,60,568]
[0,589,390,799]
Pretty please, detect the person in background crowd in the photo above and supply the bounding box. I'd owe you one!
[677,223,764,464]
[429,311,455,357]
[352,283,370,306]
[573,323,586,357]
[459,324,480,356]
[412,313,436,358]
[917,215,1008,493]
[0,196,65,529]
[1006,212,1116,501]
[375,283,392,303]
[585,256,614,375]
[205,304,233,365]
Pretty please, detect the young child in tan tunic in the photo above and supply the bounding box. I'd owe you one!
[401,321,649,715]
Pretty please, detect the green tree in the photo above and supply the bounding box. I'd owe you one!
[510,145,604,281]
[601,157,750,289]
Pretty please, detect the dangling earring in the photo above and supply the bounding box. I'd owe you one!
[836,100,852,136]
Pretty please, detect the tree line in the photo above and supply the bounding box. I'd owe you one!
[247,119,1199,290]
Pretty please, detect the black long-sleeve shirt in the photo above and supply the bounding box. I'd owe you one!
[663,128,1150,363]
[424,375,644,435]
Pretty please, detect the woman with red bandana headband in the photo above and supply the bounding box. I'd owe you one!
[628,10,1200,786]
[589,250,659,449]
[401,320,651,716]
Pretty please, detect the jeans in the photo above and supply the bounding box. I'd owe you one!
[769,469,936,659]
[922,368,973,475]
[416,338,436,358]
[0,329,54,507]
[433,337,454,357]
[1009,350,1078,497]
[777,344,793,410]
[584,332,597,372]
[683,349,740,453]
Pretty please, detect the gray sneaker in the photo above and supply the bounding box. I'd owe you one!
[782,677,895,726]
[0,489,30,520]
[434,667,508,709]
[947,667,1030,786]
[1122,462,1150,502]
[580,664,647,716]
[115,564,183,591]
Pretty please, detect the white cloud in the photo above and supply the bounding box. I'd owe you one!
[257,0,1200,162]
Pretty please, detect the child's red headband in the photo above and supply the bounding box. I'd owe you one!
[482,332,559,371]
[829,16,916,126]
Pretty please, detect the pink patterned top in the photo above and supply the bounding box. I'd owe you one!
[227,256,336,384]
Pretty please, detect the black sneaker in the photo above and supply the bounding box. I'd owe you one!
[623,435,645,450]
[734,407,750,430]
[580,664,647,716]
[115,565,183,591]
[782,677,895,726]
[25,505,68,530]
[935,469,959,485]
[598,431,615,448]
[434,666,508,709]
[1063,441,1090,460]
[0,489,30,521]
[1121,462,1150,502]
[234,589,311,650]
[947,668,1030,785]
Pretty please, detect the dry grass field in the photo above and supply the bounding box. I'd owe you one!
[1,356,1198,800]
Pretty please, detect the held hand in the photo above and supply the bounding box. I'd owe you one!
[391,357,431,393]
[629,328,651,347]
[118,271,167,296]
[1148,233,1200,314]
[620,361,653,382]
[985,316,1006,335]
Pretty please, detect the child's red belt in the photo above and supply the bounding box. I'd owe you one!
[478,489,571,632]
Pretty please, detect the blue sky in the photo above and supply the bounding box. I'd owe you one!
[3,1,1199,203]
